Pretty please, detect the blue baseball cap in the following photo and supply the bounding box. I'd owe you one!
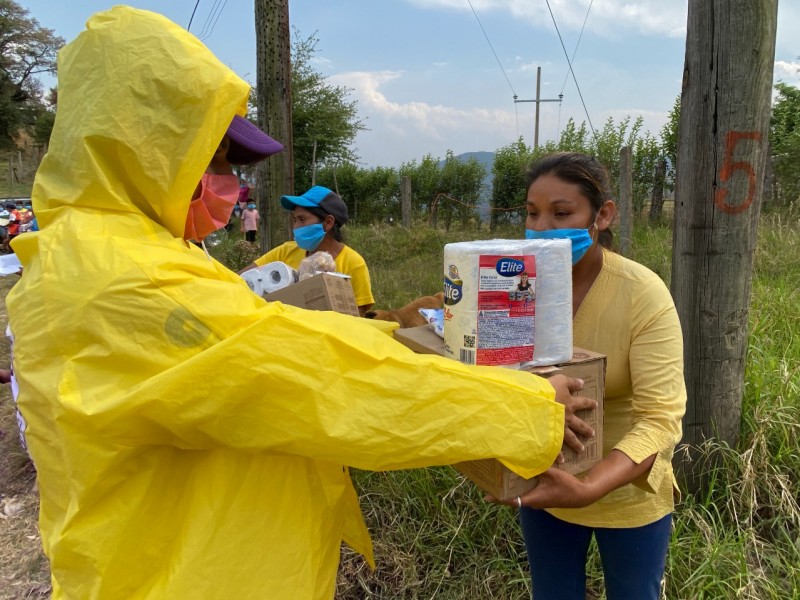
[280,186,348,225]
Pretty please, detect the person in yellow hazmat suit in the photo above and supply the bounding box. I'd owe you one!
[6,7,596,600]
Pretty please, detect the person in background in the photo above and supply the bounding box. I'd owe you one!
[239,185,375,316]
[0,208,9,252]
[240,198,259,243]
[493,152,687,600]
[19,207,35,233]
[5,203,20,247]
[7,9,596,599]
[234,178,250,222]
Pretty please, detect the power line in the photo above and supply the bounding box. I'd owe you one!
[465,0,517,98]
[197,0,222,40]
[199,0,228,42]
[560,0,594,95]
[187,0,201,31]
[544,0,596,139]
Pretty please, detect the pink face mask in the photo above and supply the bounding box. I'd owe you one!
[184,173,240,241]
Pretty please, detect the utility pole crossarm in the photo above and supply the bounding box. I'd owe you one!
[513,66,562,149]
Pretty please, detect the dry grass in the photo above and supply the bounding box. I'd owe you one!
[0,274,50,600]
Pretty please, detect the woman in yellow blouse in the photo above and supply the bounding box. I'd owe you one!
[507,152,687,600]
[239,186,374,315]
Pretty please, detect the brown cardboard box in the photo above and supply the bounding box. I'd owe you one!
[393,325,606,500]
[264,273,359,317]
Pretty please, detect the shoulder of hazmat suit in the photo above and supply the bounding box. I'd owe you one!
[6,7,565,600]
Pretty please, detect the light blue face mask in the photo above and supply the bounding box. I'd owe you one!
[294,223,326,251]
[247,203,256,210]
[525,226,595,265]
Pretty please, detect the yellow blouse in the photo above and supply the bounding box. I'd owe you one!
[254,241,375,308]
[548,249,687,528]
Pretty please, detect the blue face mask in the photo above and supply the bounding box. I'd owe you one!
[247,203,256,210]
[294,223,326,251]
[525,226,595,265]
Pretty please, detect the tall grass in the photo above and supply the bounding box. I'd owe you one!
[329,215,800,599]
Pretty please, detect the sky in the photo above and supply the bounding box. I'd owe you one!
[20,0,800,168]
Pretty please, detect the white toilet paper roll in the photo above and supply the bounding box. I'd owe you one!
[241,261,298,296]
[443,239,572,368]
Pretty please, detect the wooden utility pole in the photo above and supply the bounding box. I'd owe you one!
[618,146,633,257]
[649,158,667,223]
[400,176,411,227]
[513,67,562,150]
[671,0,778,492]
[255,0,293,253]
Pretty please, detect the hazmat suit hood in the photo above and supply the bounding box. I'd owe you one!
[6,7,564,600]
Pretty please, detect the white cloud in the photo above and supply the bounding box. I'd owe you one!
[774,61,800,82]
[406,0,687,38]
[330,70,520,165]
[432,61,449,68]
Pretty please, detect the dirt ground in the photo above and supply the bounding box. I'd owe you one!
[0,274,51,599]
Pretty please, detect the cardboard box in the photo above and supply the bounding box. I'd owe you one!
[264,273,359,317]
[393,326,606,500]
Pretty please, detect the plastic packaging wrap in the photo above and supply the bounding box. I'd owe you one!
[443,239,572,367]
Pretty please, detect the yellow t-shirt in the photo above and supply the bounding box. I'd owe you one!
[548,249,687,528]
[254,241,375,308]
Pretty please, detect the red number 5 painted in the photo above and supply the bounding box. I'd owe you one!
[715,130,762,214]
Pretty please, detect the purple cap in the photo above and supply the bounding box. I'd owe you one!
[225,115,284,165]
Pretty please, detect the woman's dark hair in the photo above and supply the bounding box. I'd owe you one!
[304,205,344,243]
[525,152,614,249]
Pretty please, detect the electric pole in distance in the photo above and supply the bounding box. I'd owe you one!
[513,66,562,149]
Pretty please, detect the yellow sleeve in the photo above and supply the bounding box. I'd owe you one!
[65,285,563,478]
[336,246,374,307]
[613,281,687,494]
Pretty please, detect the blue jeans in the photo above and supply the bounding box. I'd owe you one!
[519,508,672,600]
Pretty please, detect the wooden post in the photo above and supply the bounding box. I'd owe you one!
[649,158,667,222]
[255,0,294,253]
[671,0,778,492]
[534,66,541,150]
[618,146,633,257]
[400,176,411,227]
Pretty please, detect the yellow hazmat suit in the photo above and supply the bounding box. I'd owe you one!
[7,7,563,600]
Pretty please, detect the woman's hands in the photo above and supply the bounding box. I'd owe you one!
[547,374,596,455]
[487,450,658,510]
[489,468,597,510]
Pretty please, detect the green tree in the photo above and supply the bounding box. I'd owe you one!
[769,82,800,206]
[660,94,680,185]
[630,131,661,214]
[0,0,63,149]
[557,118,590,153]
[315,161,399,225]
[492,115,667,223]
[291,30,365,192]
[400,154,441,224]
[490,138,531,229]
[438,150,485,229]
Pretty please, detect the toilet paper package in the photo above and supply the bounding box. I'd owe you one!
[241,261,298,296]
[443,239,572,368]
